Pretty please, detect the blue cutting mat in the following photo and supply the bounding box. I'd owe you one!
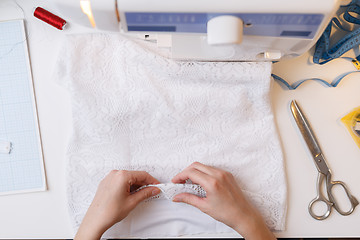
[0,20,46,194]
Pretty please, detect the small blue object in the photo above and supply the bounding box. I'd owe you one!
[313,0,360,64]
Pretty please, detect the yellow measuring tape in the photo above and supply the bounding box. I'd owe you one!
[342,107,360,148]
[351,59,360,70]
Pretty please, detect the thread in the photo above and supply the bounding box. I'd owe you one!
[33,7,67,30]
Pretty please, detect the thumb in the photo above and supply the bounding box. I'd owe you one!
[172,193,204,209]
[131,186,161,205]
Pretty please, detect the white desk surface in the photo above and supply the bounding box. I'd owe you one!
[0,0,360,239]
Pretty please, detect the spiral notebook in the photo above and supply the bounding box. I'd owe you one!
[0,19,46,195]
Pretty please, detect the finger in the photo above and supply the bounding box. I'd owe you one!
[171,167,212,187]
[127,171,160,186]
[172,163,200,183]
[130,186,161,206]
[172,193,205,210]
[188,162,221,176]
[186,162,233,183]
[172,162,218,184]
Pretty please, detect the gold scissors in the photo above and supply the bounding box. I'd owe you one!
[290,100,359,220]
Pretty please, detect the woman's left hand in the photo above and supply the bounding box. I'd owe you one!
[75,170,161,240]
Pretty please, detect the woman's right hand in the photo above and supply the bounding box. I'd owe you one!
[171,162,276,240]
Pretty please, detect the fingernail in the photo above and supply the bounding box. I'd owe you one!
[172,196,182,202]
[152,188,160,196]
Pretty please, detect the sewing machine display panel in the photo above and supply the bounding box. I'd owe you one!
[124,12,324,39]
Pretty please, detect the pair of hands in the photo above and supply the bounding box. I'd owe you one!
[75,162,276,240]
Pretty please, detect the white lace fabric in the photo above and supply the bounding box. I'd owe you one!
[55,33,287,238]
[136,183,207,200]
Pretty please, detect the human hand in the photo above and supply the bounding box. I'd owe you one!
[171,162,276,240]
[75,170,161,240]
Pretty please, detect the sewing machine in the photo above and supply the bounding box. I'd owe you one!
[1,0,360,239]
[54,0,341,61]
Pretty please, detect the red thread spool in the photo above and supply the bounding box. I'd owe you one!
[33,7,67,30]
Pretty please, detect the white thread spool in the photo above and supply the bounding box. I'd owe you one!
[207,15,243,45]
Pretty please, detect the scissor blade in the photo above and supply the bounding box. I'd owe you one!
[291,101,331,175]
[290,100,322,158]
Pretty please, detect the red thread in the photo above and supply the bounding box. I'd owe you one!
[34,7,67,30]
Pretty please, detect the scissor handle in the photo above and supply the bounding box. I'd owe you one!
[308,197,333,220]
[309,173,333,220]
[327,178,359,216]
